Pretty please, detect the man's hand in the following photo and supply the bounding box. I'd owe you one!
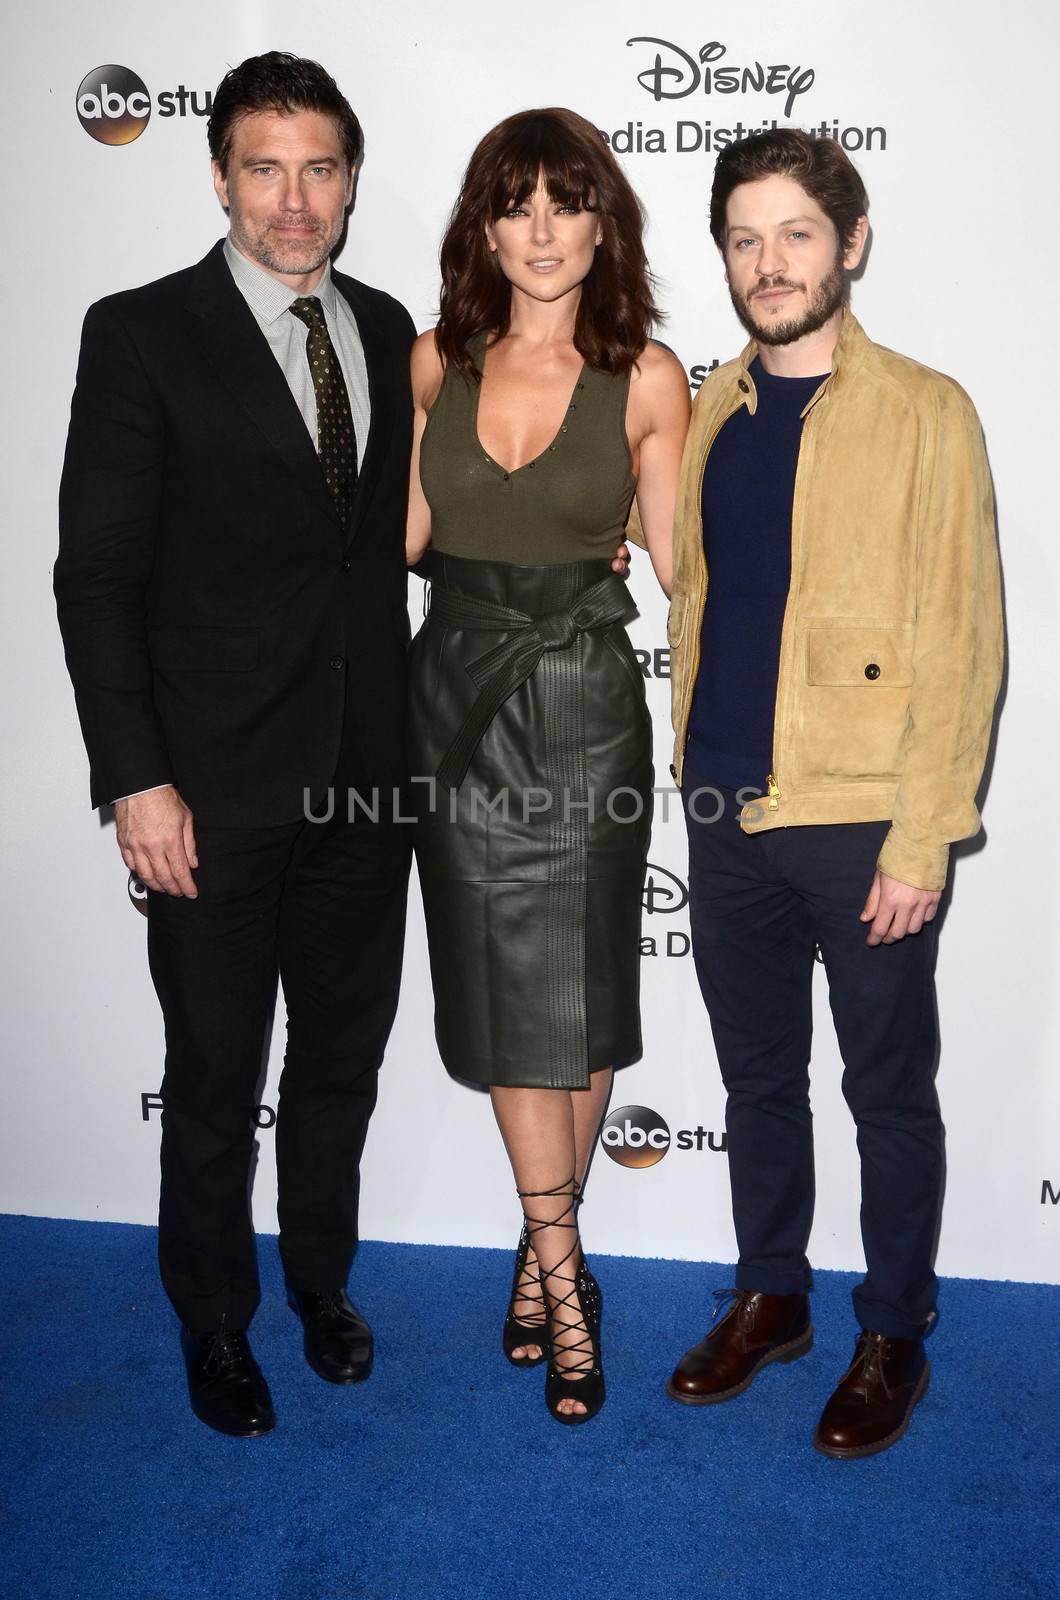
[860,870,940,946]
[611,542,631,578]
[115,786,199,898]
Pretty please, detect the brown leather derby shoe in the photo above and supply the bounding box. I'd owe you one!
[667,1289,812,1405]
[813,1330,929,1459]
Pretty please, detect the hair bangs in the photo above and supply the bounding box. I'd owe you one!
[436,107,659,378]
[487,117,600,218]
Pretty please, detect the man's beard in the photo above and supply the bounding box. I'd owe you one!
[231,213,339,278]
[730,250,847,347]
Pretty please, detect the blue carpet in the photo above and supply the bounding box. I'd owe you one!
[1,1216,1057,1600]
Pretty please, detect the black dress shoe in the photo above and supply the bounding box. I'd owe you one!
[180,1322,276,1437]
[290,1288,373,1384]
[813,1330,929,1459]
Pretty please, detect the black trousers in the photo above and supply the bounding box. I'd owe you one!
[683,774,942,1340]
[147,800,411,1334]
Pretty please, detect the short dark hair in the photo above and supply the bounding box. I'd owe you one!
[207,51,363,176]
[709,129,868,252]
[436,108,659,379]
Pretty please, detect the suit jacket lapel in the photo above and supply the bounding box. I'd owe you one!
[334,272,394,539]
[184,242,340,530]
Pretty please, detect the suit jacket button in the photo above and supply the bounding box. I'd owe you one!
[738,378,750,393]
[864,662,881,680]
[330,655,345,671]
[342,558,351,571]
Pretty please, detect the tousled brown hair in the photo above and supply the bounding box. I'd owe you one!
[709,129,868,252]
[208,52,363,177]
[435,108,659,378]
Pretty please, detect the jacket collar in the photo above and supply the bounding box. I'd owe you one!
[735,307,873,418]
[184,241,396,545]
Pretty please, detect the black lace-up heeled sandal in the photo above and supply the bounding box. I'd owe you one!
[518,1177,605,1426]
[502,1220,550,1367]
[502,1180,584,1368]
[545,1258,604,1426]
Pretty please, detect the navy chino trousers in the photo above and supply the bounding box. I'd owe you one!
[683,771,943,1340]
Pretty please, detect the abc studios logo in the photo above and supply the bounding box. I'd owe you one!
[77,65,151,145]
[601,1105,671,1169]
[601,1103,727,1166]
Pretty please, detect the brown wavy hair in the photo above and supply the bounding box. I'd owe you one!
[710,129,868,253]
[435,108,659,378]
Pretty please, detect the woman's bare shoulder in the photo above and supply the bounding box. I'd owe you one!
[411,328,445,406]
[629,339,691,431]
[632,337,687,388]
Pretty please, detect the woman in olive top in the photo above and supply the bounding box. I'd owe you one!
[406,108,688,1424]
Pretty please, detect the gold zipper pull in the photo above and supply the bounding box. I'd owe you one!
[766,772,781,811]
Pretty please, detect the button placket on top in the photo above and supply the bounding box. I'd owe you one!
[474,365,587,491]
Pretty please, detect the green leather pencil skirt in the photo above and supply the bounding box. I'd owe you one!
[407,551,653,1089]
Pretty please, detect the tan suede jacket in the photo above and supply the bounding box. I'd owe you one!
[663,311,1003,891]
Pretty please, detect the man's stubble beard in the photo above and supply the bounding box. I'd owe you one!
[731,249,847,348]
[230,212,341,279]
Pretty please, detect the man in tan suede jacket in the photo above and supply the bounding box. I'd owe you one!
[663,130,1002,1458]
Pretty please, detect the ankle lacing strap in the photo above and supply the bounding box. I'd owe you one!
[517,1175,595,1379]
[511,1219,548,1330]
[512,1180,585,1332]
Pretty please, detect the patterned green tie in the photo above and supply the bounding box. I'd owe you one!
[289,297,358,524]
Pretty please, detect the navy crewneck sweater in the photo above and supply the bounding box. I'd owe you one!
[686,357,826,792]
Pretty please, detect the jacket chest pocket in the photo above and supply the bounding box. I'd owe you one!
[798,621,914,782]
[805,623,914,688]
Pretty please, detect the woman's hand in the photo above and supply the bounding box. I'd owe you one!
[610,542,631,577]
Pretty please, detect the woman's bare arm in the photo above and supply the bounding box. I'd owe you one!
[406,329,445,566]
[627,343,691,597]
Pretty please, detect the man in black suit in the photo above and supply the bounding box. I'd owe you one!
[55,53,415,1437]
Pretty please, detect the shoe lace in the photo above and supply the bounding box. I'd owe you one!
[202,1318,245,1378]
[848,1332,893,1400]
[319,1291,353,1320]
[709,1287,756,1333]
[518,1175,597,1380]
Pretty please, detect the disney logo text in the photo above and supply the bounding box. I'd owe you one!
[642,863,689,916]
[628,38,815,118]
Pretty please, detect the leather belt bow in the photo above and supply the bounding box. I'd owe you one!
[430,574,638,791]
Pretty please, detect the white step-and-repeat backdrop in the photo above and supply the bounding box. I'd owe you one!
[2,1,1057,1285]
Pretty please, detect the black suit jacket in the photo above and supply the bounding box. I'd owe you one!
[55,240,415,826]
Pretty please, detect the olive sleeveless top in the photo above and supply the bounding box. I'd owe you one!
[419,338,636,564]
